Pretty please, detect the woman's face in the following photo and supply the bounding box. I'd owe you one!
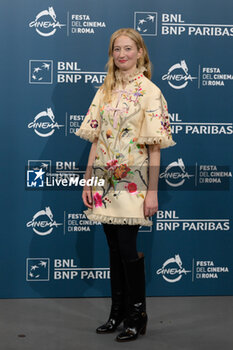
[112,35,142,74]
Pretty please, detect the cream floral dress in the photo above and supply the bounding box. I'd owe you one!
[76,67,176,226]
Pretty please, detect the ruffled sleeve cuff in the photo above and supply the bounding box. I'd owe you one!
[75,128,99,143]
[137,135,176,149]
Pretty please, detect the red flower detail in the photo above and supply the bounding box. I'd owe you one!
[93,193,102,207]
[113,164,131,180]
[105,159,118,171]
[90,119,98,129]
[127,183,137,193]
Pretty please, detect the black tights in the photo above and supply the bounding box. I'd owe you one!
[103,224,140,262]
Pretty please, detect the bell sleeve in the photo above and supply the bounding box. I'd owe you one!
[138,86,176,149]
[75,88,102,142]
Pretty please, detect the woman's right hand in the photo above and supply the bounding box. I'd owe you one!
[82,186,93,209]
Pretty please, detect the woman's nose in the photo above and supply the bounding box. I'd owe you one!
[119,49,126,57]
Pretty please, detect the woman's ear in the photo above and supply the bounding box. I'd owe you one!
[137,47,143,59]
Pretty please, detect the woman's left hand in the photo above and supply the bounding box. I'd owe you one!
[144,191,158,218]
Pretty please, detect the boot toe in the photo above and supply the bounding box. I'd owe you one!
[96,317,124,334]
[116,328,138,342]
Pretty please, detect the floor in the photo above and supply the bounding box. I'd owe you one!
[0,296,232,350]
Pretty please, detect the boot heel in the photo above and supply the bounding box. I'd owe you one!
[140,325,147,335]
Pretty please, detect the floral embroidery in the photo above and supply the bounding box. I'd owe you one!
[135,143,145,155]
[105,159,118,171]
[93,192,103,207]
[100,106,104,116]
[90,119,98,129]
[129,137,138,144]
[136,143,144,149]
[115,152,124,160]
[120,127,131,138]
[123,81,146,105]
[160,117,172,138]
[106,129,113,139]
[127,182,137,194]
[113,164,131,180]
[147,112,159,121]
[145,105,172,138]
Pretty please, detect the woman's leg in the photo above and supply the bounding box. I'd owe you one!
[115,224,140,261]
[96,224,126,333]
[113,225,148,342]
[103,224,125,301]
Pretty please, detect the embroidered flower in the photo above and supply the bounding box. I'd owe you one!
[100,106,104,116]
[106,129,112,139]
[113,164,131,180]
[90,119,98,129]
[136,144,144,149]
[160,115,172,137]
[127,182,137,194]
[120,128,131,137]
[93,192,103,207]
[133,91,143,97]
[115,153,124,160]
[105,159,118,171]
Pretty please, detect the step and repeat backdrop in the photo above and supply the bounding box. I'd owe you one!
[1,0,232,298]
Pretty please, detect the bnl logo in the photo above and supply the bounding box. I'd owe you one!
[29,60,53,84]
[134,12,157,36]
[26,258,50,281]
[27,168,45,187]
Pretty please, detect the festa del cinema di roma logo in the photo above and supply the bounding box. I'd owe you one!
[162,60,197,89]
[26,207,62,236]
[28,108,64,137]
[29,7,66,37]
[159,158,194,187]
[156,254,191,283]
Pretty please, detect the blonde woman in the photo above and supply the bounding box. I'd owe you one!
[76,28,176,342]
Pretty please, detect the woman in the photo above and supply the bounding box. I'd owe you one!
[76,28,176,342]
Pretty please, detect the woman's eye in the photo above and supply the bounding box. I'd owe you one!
[114,48,119,52]
[126,47,131,51]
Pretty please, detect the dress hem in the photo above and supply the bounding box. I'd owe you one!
[84,210,152,227]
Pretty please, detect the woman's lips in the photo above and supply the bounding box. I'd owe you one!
[119,60,127,63]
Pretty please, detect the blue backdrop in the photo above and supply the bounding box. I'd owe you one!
[1,0,232,298]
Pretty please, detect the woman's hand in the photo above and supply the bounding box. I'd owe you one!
[144,191,158,218]
[81,138,98,209]
[82,186,93,209]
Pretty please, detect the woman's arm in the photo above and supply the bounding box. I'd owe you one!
[144,143,160,217]
[82,138,98,209]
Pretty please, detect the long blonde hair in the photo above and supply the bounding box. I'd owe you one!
[101,28,152,103]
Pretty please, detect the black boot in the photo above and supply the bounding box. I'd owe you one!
[116,252,148,342]
[96,250,126,333]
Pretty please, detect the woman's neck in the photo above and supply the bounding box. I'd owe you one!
[115,66,146,88]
